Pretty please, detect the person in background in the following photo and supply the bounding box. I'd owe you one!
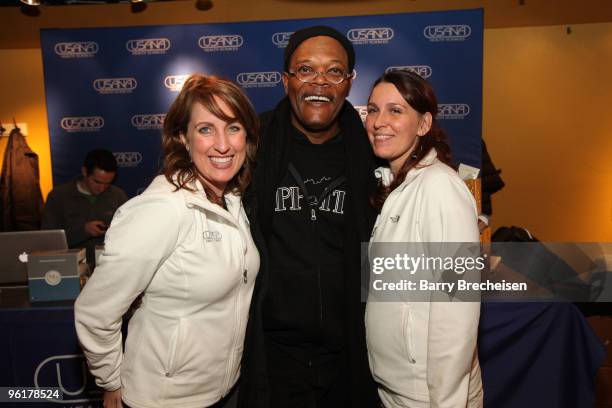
[364,70,483,407]
[41,149,128,265]
[75,74,260,408]
[479,140,505,233]
[239,25,380,408]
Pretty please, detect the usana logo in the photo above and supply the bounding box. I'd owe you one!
[347,27,394,44]
[437,103,471,119]
[385,65,433,79]
[93,77,137,94]
[34,354,99,404]
[126,38,171,55]
[164,75,190,92]
[271,32,293,48]
[54,42,99,58]
[113,152,143,167]
[131,113,166,130]
[236,71,281,88]
[423,25,472,41]
[198,34,243,52]
[60,116,104,132]
[203,230,222,242]
[354,105,368,122]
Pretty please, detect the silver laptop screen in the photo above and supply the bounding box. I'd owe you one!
[0,230,68,285]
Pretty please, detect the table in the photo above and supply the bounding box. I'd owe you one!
[0,286,103,408]
[479,302,606,408]
[0,287,606,407]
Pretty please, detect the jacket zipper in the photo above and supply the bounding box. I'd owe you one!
[288,164,347,330]
[222,216,248,394]
[223,278,242,393]
[311,211,323,325]
[312,177,346,326]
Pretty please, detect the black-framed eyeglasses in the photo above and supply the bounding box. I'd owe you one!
[286,66,355,85]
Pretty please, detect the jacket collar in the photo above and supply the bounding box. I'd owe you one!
[181,181,244,227]
[70,177,112,199]
[374,166,393,187]
[374,148,439,191]
[147,175,244,227]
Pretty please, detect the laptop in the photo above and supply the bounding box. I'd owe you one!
[0,230,68,286]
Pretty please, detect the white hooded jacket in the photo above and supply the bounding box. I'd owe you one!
[75,175,259,408]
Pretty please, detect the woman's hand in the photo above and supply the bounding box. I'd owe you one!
[103,388,123,408]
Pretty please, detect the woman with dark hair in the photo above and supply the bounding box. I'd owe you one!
[364,71,483,407]
[75,74,260,408]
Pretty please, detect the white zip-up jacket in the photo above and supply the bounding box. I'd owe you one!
[75,175,260,408]
[365,149,483,408]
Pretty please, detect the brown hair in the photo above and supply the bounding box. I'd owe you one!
[370,70,454,210]
[162,74,259,200]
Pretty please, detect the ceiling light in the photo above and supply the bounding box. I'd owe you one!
[20,0,41,5]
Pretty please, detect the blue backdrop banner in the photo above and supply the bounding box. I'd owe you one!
[41,9,483,197]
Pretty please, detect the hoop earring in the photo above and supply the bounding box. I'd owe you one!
[411,138,421,161]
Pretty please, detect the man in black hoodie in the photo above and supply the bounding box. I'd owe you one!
[239,26,380,408]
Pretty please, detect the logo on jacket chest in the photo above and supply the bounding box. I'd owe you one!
[203,231,222,242]
[370,214,400,238]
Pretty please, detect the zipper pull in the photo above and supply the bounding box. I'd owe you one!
[311,208,317,221]
[243,269,247,284]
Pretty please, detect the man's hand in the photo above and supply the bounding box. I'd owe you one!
[85,220,107,237]
[103,388,123,408]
